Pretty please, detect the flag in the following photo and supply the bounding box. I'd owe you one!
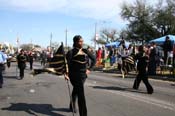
[32,43,68,76]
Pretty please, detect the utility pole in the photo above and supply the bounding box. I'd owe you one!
[94,21,110,49]
[16,33,20,53]
[31,38,34,49]
[50,32,52,53]
[65,29,68,48]
[94,22,97,50]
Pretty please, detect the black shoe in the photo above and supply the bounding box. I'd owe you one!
[147,90,153,94]
[147,89,153,94]
[69,103,77,113]
[133,87,138,90]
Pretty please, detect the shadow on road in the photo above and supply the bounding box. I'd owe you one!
[1,103,70,116]
[92,86,147,94]
[4,76,17,79]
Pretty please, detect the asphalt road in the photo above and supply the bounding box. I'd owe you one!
[0,62,175,116]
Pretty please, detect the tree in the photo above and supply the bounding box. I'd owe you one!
[20,44,32,51]
[121,0,155,43]
[120,0,175,43]
[94,28,119,45]
[34,44,41,48]
[152,0,175,36]
[20,44,41,51]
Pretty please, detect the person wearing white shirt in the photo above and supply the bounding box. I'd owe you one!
[0,50,7,88]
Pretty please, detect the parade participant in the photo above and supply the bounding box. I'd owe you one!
[66,35,96,116]
[118,39,127,57]
[0,49,7,88]
[7,54,12,68]
[28,51,34,70]
[133,45,153,94]
[17,49,27,80]
[148,42,157,75]
[40,51,47,66]
[108,46,114,66]
[117,39,130,77]
[163,36,173,64]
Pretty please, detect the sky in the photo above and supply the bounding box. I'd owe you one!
[0,0,157,48]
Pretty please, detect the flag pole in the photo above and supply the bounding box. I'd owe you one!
[16,35,19,79]
[65,78,75,116]
[62,41,75,116]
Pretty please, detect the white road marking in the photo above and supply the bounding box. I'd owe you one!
[109,90,175,111]
[86,82,175,111]
[57,75,175,111]
[29,89,35,93]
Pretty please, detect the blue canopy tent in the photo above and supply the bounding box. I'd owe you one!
[105,41,120,48]
[105,41,130,48]
[151,35,175,77]
[150,35,175,44]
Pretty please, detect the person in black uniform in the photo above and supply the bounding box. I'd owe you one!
[148,42,157,75]
[40,51,47,66]
[28,52,34,70]
[163,36,173,64]
[17,49,27,80]
[133,45,153,94]
[7,55,11,68]
[65,35,96,116]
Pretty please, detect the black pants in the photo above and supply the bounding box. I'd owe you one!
[7,61,11,68]
[70,72,87,116]
[18,63,25,79]
[30,61,33,70]
[133,71,153,93]
[0,64,3,85]
[41,59,46,66]
[148,59,156,75]
[164,51,168,64]
[19,67,25,79]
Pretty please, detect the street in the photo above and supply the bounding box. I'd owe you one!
[0,62,175,116]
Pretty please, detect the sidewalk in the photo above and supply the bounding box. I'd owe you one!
[93,66,175,82]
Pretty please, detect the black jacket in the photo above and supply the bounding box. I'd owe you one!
[135,52,148,72]
[163,40,173,52]
[17,53,27,69]
[66,48,96,73]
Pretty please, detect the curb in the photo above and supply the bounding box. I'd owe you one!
[94,68,175,82]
